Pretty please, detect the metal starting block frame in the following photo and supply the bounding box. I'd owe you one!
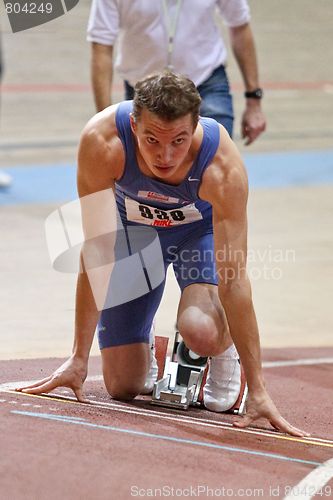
[151,333,248,414]
[151,356,206,410]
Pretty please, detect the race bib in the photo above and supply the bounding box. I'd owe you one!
[125,197,203,227]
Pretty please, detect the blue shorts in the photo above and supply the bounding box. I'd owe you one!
[97,220,217,349]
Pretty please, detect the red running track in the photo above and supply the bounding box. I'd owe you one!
[0,347,332,500]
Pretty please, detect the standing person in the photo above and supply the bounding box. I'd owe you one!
[17,72,307,437]
[87,0,266,145]
[0,32,12,189]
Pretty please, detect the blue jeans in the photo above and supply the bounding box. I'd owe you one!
[124,64,234,137]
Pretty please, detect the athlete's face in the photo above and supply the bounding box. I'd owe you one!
[130,109,195,180]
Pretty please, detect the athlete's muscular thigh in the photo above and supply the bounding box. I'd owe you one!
[101,343,151,400]
[177,283,232,357]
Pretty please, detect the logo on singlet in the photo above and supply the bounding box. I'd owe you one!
[138,190,179,204]
[152,219,173,227]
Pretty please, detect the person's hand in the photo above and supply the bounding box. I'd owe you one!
[234,389,310,437]
[241,102,266,145]
[15,355,89,403]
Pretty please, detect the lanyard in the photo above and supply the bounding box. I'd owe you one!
[162,0,183,70]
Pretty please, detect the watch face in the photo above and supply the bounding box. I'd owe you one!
[245,88,263,99]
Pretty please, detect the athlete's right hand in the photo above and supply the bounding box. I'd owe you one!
[15,355,89,403]
[233,388,310,437]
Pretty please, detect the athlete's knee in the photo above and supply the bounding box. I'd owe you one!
[178,316,221,357]
[104,377,145,401]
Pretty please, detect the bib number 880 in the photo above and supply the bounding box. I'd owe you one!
[139,204,185,222]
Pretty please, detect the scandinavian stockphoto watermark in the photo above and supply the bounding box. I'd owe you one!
[4,0,79,33]
[44,189,165,311]
[44,190,296,311]
[167,244,296,284]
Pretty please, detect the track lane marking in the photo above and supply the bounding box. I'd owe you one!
[3,389,333,449]
[263,357,333,368]
[11,410,322,468]
[283,458,333,500]
[1,354,332,393]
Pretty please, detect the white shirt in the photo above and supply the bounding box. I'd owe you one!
[87,0,250,87]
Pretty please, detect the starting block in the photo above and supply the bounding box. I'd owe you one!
[151,333,248,414]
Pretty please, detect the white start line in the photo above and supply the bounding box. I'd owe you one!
[1,355,333,500]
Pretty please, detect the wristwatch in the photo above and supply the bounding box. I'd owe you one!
[244,88,263,99]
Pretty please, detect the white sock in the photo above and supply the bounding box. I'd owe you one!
[215,343,238,359]
[149,318,156,347]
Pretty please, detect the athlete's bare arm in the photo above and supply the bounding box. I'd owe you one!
[199,126,308,436]
[16,106,125,400]
[72,105,125,365]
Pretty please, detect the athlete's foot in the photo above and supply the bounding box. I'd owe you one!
[141,343,158,394]
[203,344,241,412]
[141,320,158,394]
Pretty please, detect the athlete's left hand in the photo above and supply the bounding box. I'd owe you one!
[241,102,266,145]
[233,389,310,437]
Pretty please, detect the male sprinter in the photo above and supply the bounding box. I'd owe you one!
[17,72,308,436]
